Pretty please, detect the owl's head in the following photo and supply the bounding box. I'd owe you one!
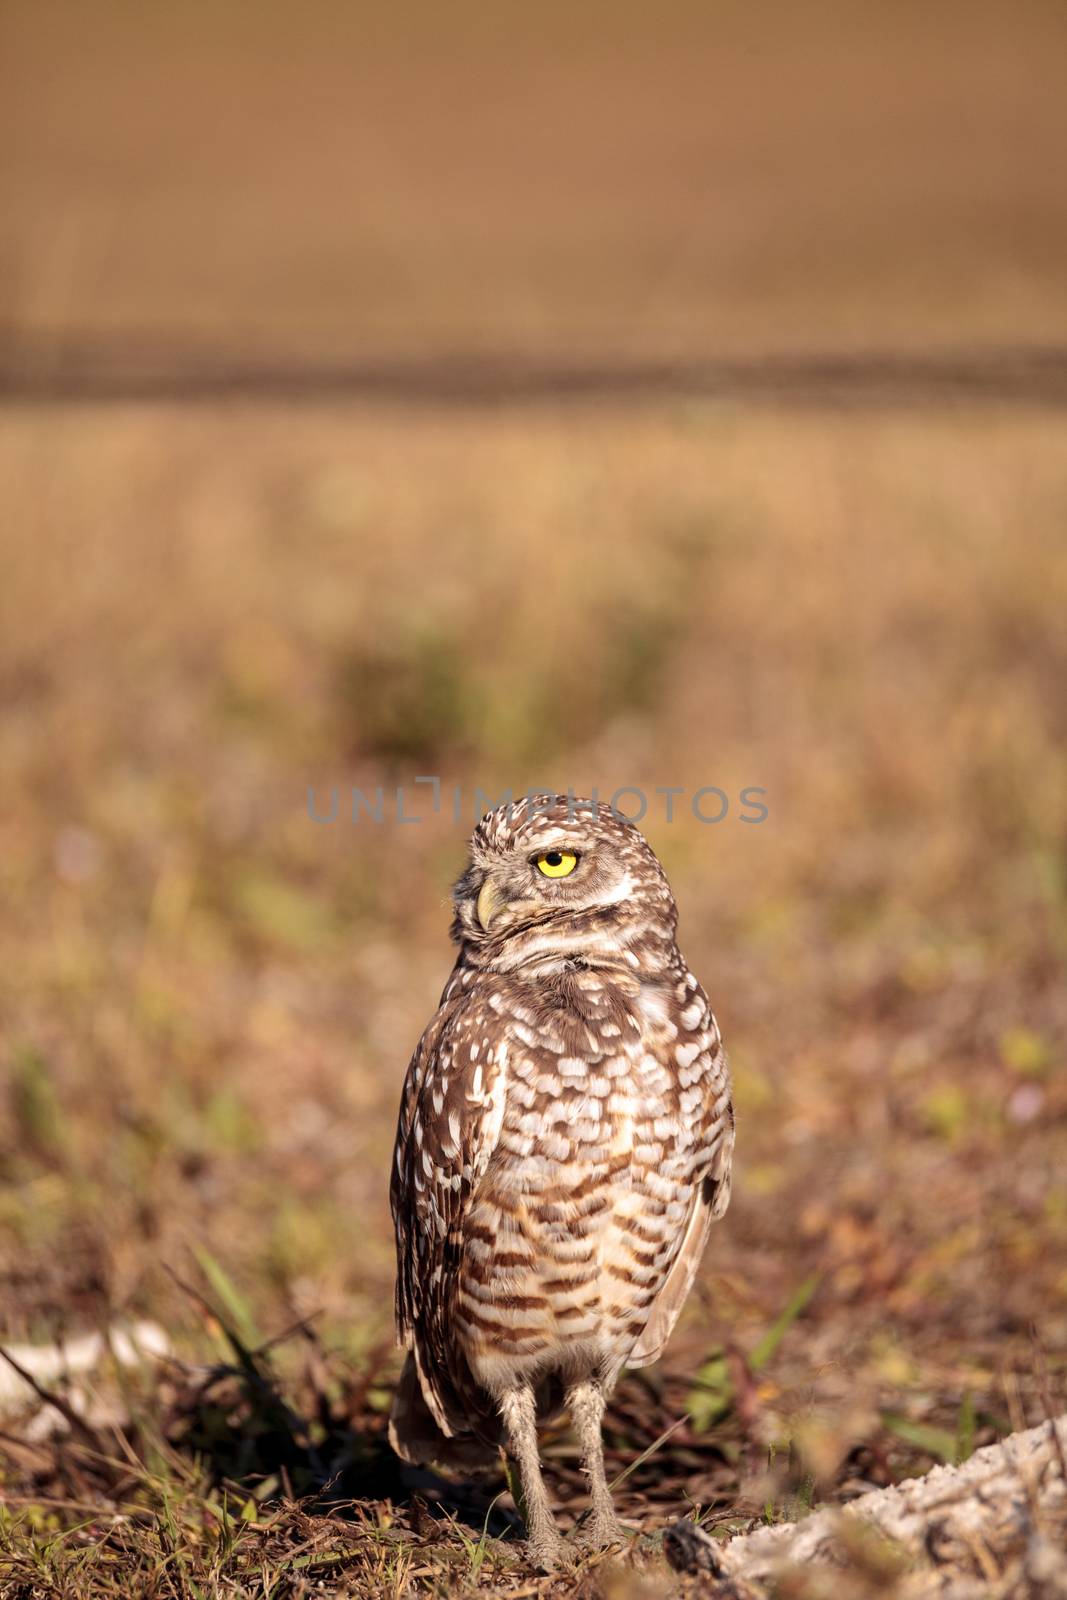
[451,793,677,969]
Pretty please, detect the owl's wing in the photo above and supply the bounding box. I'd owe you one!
[389,980,507,1446]
[629,979,734,1368]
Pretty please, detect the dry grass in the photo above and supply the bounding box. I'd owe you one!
[2,4,1067,1595]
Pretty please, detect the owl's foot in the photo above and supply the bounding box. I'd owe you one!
[572,1510,629,1554]
[524,1529,569,1573]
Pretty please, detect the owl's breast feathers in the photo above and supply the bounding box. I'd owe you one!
[389,958,733,1457]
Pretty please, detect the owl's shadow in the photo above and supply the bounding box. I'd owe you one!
[166,1333,521,1540]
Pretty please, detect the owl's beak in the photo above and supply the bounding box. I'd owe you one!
[476,877,502,930]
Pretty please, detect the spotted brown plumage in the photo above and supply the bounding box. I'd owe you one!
[389,794,734,1568]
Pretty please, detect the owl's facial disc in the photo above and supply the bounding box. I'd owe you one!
[453,794,678,959]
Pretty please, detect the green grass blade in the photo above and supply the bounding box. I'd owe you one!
[882,1413,959,1463]
[191,1244,262,1351]
[749,1275,820,1373]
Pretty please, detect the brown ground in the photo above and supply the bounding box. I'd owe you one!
[1,5,1065,1596]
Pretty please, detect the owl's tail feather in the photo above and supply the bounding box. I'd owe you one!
[388,1351,500,1470]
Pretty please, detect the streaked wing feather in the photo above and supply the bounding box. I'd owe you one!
[389,980,506,1446]
[630,978,734,1368]
[629,1115,733,1366]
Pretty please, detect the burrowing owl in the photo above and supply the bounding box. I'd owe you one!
[389,794,733,1568]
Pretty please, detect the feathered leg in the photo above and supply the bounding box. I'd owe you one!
[568,1379,626,1550]
[499,1384,565,1571]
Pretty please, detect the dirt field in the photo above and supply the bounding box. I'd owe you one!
[1,5,1066,1596]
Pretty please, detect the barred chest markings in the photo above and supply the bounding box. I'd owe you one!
[453,965,722,1379]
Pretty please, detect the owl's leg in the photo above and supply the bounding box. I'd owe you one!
[499,1384,565,1571]
[568,1379,627,1550]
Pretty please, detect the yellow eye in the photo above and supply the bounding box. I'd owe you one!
[535,850,578,878]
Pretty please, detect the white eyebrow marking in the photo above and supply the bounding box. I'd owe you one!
[597,872,636,905]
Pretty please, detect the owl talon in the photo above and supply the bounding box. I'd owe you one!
[573,1514,628,1554]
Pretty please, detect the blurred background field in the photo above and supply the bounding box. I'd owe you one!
[1,3,1066,1594]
